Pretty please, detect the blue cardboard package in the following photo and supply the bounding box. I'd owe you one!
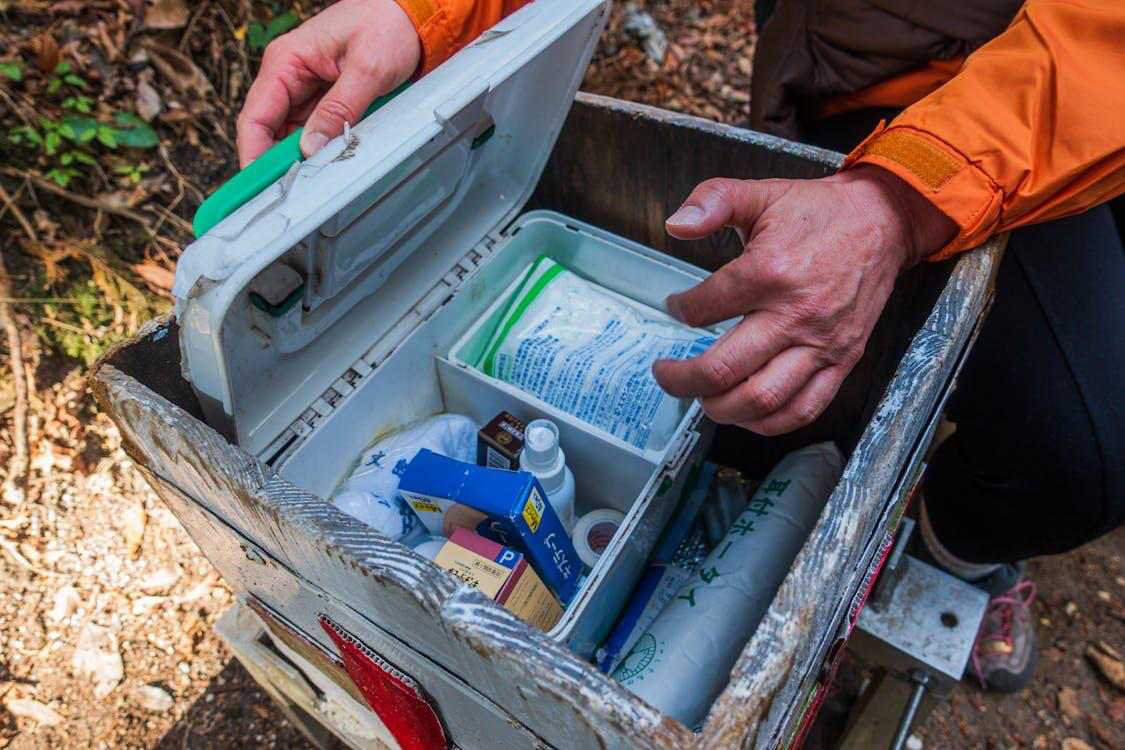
[397,449,581,603]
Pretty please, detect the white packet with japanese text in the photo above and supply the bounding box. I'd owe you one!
[611,442,844,728]
[474,256,715,451]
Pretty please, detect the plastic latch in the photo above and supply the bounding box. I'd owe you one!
[192,81,412,239]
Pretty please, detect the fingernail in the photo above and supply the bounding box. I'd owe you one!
[667,205,704,226]
[300,130,331,156]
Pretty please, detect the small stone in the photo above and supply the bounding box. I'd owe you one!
[905,735,923,750]
[1096,590,1112,603]
[5,697,64,726]
[71,623,124,698]
[139,567,181,595]
[47,585,82,623]
[130,685,174,712]
[1065,601,1079,617]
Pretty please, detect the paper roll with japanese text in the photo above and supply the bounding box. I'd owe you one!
[611,442,844,728]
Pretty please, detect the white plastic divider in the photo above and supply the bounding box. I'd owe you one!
[278,210,720,656]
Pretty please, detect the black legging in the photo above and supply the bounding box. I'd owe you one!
[802,108,1125,564]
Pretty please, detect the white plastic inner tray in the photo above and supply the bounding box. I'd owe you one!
[277,210,722,655]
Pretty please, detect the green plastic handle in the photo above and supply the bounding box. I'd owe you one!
[193,82,411,238]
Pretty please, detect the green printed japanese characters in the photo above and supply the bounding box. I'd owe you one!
[611,442,844,728]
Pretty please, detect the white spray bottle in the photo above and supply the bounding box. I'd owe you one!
[519,419,576,534]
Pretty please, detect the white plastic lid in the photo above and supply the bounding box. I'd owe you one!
[175,0,610,455]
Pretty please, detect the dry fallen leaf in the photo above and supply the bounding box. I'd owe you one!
[34,32,60,72]
[145,41,214,98]
[1058,685,1081,724]
[135,70,163,121]
[130,262,175,295]
[5,697,64,726]
[144,0,190,30]
[1061,739,1094,750]
[1087,642,1125,692]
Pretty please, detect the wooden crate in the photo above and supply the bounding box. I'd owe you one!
[91,94,1003,750]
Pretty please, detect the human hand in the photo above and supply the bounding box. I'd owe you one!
[653,165,957,435]
[236,0,421,168]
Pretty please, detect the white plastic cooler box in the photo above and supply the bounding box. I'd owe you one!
[90,0,1006,747]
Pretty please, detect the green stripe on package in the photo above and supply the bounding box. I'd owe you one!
[474,256,716,451]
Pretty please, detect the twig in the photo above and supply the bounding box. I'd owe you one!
[0,182,38,244]
[0,185,34,506]
[0,540,55,577]
[0,168,158,233]
[158,141,205,205]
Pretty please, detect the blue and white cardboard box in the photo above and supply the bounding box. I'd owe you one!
[398,449,582,602]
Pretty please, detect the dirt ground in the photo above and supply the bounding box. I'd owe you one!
[0,1,1122,749]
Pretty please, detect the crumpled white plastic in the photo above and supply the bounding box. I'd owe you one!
[332,414,477,546]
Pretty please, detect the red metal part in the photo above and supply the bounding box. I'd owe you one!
[319,615,449,750]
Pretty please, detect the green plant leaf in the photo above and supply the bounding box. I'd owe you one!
[96,126,119,149]
[55,62,71,75]
[44,130,61,155]
[59,115,98,142]
[114,111,145,127]
[74,151,97,166]
[60,151,74,165]
[0,62,22,82]
[113,112,159,148]
[247,9,299,50]
[63,74,86,87]
[47,78,61,94]
[116,124,158,149]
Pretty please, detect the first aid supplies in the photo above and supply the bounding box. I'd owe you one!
[611,442,844,727]
[477,411,526,470]
[519,419,576,533]
[572,508,626,571]
[433,528,563,631]
[397,450,582,602]
[473,256,715,451]
[330,414,477,543]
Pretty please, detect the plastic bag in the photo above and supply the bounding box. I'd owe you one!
[475,256,715,450]
[331,414,477,545]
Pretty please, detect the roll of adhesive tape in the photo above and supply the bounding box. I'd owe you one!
[573,509,626,569]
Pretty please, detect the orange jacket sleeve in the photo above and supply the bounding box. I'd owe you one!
[393,0,533,75]
[842,0,1125,260]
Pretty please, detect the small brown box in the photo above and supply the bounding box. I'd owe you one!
[477,411,526,470]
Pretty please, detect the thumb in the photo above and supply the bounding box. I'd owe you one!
[665,178,779,241]
[299,61,397,157]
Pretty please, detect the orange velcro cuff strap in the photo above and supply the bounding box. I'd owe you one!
[394,0,454,75]
[843,125,1004,260]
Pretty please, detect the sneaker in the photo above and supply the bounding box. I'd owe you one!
[966,580,1037,693]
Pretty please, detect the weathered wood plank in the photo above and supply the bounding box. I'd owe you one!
[695,237,1005,749]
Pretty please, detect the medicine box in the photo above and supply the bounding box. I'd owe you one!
[433,528,563,631]
[398,449,581,602]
